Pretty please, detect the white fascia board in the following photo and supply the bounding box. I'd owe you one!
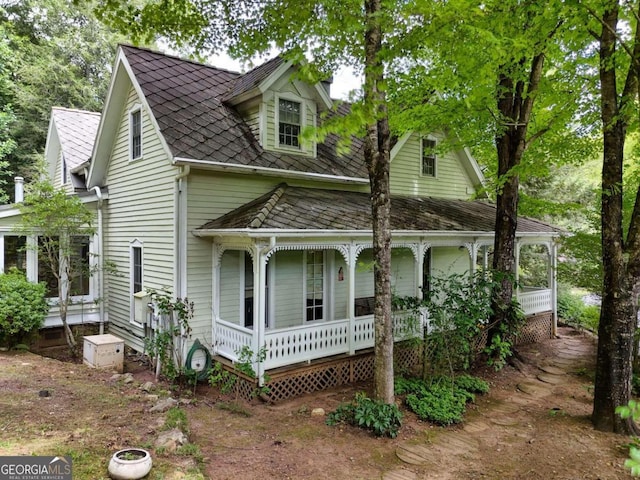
[0,207,21,219]
[390,132,412,161]
[44,115,59,182]
[260,59,333,110]
[88,47,175,188]
[172,157,368,184]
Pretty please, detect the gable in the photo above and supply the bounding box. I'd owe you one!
[390,132,484,200]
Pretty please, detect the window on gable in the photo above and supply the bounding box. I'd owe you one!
[130,108,142,160]
[278,99,301,148]
[422,138,437,177]
[61,157,68,185]
[305,250,324,321]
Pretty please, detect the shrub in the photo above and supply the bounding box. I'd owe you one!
[557,287,585,325]
[579,305,600,332]
[0,269,49,347]
[326,393,402,438]
[396,375,489,426]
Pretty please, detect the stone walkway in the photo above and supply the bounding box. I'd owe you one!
[383,328,598,480]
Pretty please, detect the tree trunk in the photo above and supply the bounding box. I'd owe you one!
[364,0,394,404]
[488,55,544,343]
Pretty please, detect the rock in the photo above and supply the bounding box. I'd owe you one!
[311,408,325,417]
[109,374,122,381]
[123,373,135,384]
[155,428,188,452]
[38,390,51,397]
[149,397,177,413]
[145,394,159,402]
[140,381,154,392]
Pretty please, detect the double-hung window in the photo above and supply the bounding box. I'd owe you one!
[278,99,301,148]
[130,107,142,160]
[131,244,143,294]
[421,138,437,177]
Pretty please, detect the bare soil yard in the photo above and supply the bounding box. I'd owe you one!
[0,327,634,479]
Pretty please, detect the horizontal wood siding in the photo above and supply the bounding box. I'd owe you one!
[103,85,176,352]
[355,249,375,298]
[391,248,416,297]
[219,250,241,324]
[334,255,348,319]
[391,132,474,199]
[272,250,303,329]
[431,246,471,277]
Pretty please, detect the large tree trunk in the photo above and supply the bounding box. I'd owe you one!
[364,0,394,404]
[488,56,544,343]
[592,1,640,434]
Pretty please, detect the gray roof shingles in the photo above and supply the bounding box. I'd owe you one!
[121,45,368,179]
[52,107,101,170]
[198,184,560,234]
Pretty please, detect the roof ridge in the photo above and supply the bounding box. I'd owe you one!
[249,183,288,228]
[119,43,242,77]
[52,106,101,116]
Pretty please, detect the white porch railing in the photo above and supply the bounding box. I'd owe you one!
[214,319,253,363]
[517,288,552,316]
[213,312,422,371]
[214,290,550,371]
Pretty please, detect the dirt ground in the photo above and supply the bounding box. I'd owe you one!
[0,326,634,479]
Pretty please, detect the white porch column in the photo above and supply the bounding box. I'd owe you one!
[416,244,424,300]
[464,242,478,276]
[0,234,4,274]
[550,241,558,336]
[482,246,489,271]
[211,244,221,355]
[515,240,521,284]
[26,235,37,282]
[254,244,269,385]
[348,244,356,355]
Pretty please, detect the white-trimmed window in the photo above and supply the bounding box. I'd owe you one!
[421,138,437,177]
[131,241,143,295]
[278,98,301,148]
[61,157,68,185]
[2,235,27,274]
[305,250,324,321]
[130,106,143,160]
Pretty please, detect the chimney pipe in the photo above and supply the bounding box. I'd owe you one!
[14,177,24,203]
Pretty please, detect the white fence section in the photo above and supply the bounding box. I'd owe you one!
[517,288,552,316]
[264,320,350,369]
[214,319,253,363]
[214,291,549,370]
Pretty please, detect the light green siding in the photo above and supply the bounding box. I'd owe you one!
[219,250,241,324]
[103,85,176,351]
[334,254,348,320]
[390,132,475,199]
[272,250,304,328]
[431,246,471,277]
[355,249,375,299]
[391,248,416,297]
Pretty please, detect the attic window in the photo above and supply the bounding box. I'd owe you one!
[130,107,142,160]
[422,138,437,177]
[278,99,301,148]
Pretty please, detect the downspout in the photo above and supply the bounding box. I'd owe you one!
[174,166,190,365]
[90,186,105,334]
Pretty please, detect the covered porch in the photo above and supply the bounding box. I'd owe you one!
[194,185,561,387]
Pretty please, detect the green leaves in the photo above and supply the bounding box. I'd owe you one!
[326,392,402,438]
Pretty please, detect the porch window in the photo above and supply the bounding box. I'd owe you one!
[3,235,26,273]
[422,138,437,177]
[278,99,301,148]
[37,235,90,297]
[305,250,324,321]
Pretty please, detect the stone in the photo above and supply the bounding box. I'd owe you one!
[155,428,188,453]
[311,408,325,417]
[149,397,178,413]
[140,381,154,392]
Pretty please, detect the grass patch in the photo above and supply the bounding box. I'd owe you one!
[164,407,189,433]
[216,401,252,417]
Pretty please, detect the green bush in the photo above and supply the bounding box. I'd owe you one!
[557,287,585,325]
[396,375,488,426]
[579,305,600,332]
[0,270,49,347]
[326,393,402,438]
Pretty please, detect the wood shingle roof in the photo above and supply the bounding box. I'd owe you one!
[197,184,560,234]
[121,45,368,179]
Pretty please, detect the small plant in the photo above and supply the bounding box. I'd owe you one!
[453,374,489,394]
[326,392,402,438]
[617,400,640,476]
[484,332,512,371]
[208,361,237,394]
[164,407,189,434]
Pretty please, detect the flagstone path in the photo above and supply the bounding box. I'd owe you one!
[382,327,600,480]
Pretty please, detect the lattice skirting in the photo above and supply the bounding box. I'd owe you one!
[230,313,552,403]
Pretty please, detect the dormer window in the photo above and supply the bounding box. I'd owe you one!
[130,106,142,160]
[278,99,301,148]
[422,138,437,177]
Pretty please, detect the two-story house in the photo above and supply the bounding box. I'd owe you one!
[0,45,560,400]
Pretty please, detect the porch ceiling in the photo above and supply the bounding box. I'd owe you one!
[196,184,561,236]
